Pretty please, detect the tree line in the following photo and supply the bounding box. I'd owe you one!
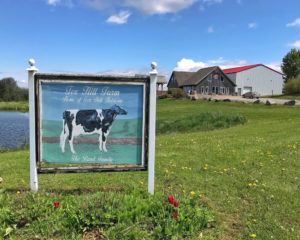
[0,77,28,101]
[282,48,300,94]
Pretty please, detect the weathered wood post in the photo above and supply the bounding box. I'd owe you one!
[148,62,158,194]
[27,59,38,192]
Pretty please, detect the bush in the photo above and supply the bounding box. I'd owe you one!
[284,75,300,94]
[157,112,246,134]
[167,88,186,99]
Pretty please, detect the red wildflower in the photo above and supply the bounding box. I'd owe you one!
[53,201,60,208]
[173,200,180,208]
[168,195,174,204]
[172,211,178,220]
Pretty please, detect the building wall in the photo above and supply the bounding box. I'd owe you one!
[235,66,283,96]
[226,73,237,84]
[167,74,179,88]
[183,71,235,95]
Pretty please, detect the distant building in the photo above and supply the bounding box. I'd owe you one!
[223,64,283,96]
[168,66,236,95]
[156,75,167,92]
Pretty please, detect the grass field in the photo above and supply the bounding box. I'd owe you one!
[0,99,300,239]
[0,101,28,112]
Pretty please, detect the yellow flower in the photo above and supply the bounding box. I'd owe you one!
[250,233,257,238]
[139,181,144,185]
[0,177,3,183]
[248,183,253,187]
[17,191,21,194]
[190,191,196,197]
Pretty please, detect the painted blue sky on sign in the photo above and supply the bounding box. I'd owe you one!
[1,0,300,86]
[41,82,144,120]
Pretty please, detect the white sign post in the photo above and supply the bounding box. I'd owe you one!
[27,59,38,192]
[148,62,158,194]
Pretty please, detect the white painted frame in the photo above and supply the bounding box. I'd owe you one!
[28,60,158,194]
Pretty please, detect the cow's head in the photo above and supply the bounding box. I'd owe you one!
[111,105,127,115]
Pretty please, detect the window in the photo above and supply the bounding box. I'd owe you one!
[206,86,209,94]
[221,76,224,82]
[212,86,215,93]
[201,86,204,94]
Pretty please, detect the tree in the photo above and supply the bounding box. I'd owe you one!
[0,77,28,101]
[281,48,300,82]
[284,75,300,94]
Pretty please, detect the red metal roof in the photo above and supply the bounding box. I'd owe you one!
[223,64,282,75]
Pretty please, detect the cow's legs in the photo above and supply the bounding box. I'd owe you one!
[60,130,67,153]
[102,131,109,152]
[98,132,103,152]
[69,136,76,154]
[60,122,68,153]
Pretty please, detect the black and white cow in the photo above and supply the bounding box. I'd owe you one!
[59,105,127,154]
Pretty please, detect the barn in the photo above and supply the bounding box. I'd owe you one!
[168,66,236,95]
[223,64,284,96]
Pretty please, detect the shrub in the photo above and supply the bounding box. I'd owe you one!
[167,88,186,99]
[157,112,246,134]
[284,75,300,94]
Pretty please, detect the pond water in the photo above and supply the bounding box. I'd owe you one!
[0,111,29,149]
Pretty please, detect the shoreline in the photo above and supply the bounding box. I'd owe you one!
[0,101,28,112]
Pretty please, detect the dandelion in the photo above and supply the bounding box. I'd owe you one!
[53,201,60,208]
[190,191,196,197]
[0,177,3,184]
[250,233,257,238]
[17,191,20,194]
[168,195,174,204]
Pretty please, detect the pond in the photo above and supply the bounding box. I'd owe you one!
[0,111,29,149]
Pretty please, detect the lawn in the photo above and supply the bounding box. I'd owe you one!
[0,99,299,239]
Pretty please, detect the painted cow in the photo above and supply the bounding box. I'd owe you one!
[60,105,127,154]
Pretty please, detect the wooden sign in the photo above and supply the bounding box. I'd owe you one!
[34,74,150,173]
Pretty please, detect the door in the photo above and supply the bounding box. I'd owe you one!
[243,87,252,94]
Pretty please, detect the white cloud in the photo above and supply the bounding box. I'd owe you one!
[202,0,222,4]
[174,57,248,71]
[265,62,282,73]
[106,10,131,24]
[174,58,208,71]
[125,0,197,14]
[207,26,214,33]
[47,0,61,6]
[288,40,300,49]
[248,22,257,29]
[46,0,74,7]
[287,18,300,27]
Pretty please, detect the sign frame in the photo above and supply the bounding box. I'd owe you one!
[34,73,151,174]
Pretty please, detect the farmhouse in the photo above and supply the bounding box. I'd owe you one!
[223,64,284,96]
[168,66,236,95]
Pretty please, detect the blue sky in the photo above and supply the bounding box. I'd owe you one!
[1,0,300,86]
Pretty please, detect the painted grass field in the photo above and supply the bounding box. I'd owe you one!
[0,99,300,239]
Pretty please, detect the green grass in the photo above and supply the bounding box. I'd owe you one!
[1,99,300,239]
[0,101,28,112]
